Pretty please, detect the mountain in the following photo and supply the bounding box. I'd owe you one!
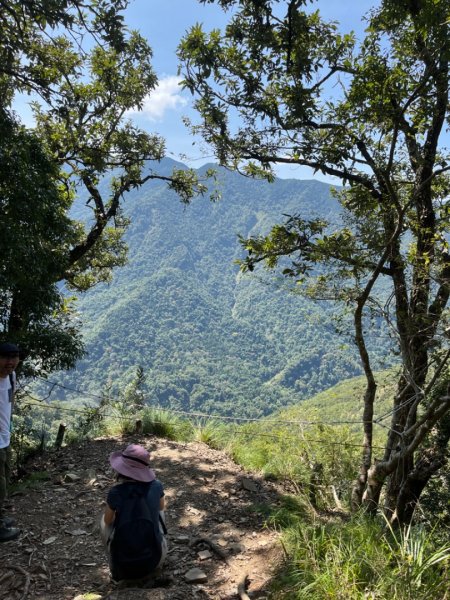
[43,159,394,417]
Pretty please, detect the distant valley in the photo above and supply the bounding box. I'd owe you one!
[43,160,394,417]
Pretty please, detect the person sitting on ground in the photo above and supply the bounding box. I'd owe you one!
[0,342,21,542]
[100,444,168,582]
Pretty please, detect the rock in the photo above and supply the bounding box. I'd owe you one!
[64,473,81,482]
[73,595,102,600]
[185,567,208,583]
[198,549,212,560]
[42,536,57,545]
[65,528,88,536]
[230,543,245,554]
[187,506,201,515]
[175,535,190,544]
[241,477,259,492]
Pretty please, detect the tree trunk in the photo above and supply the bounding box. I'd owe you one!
[362,460,388,514]
[351,377,376,510]
[392,450,448,526]
[392,406,450,525]
[383,349,428,518]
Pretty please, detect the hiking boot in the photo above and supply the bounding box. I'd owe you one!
[0,526,20,542]
[0,516,16,528]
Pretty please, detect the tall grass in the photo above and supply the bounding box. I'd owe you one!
[191,418,233,449]
[268,513,449,600]
[140,408,194,441]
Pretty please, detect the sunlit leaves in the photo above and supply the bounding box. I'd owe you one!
[0,1,209,376]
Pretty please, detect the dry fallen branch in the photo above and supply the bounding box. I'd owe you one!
[72,489,92,500]
[330,485,343,511]
[237,573,251,600]
[0,569,14,586]
[1,565,32,600]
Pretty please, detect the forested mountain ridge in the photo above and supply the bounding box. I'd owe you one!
[46,160,393,417]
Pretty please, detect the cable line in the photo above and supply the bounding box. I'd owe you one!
[18,397,387,451]
[34,376,383,427]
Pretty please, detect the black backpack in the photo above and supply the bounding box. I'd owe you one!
[109,482,165,580]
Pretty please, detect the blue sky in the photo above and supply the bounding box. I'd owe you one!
[16,0,379,182]
[123,0,378,181]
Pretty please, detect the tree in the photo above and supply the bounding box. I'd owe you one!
[123,365,147,410]
[0,1,206,374]
[0,109,83,372]
[178,0,450,524]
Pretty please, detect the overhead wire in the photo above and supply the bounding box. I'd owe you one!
[19,394,387,451]
[33,376,388,428]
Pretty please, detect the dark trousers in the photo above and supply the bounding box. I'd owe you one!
[0,446,11,517]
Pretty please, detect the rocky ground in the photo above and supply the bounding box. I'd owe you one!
[0,435,285,599]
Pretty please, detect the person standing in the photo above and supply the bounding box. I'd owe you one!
[0,342,21,542]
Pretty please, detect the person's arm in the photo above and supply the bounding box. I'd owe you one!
[104,504,116,526]
[159,496,165,511]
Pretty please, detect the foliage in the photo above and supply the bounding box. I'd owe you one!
[383,517,450,596]
[73,401,110,439]
[10,391,84,470]
[269,515,450,599]
[0,1,205,376]
[141,408,194,441]
[8,472,51,496]
[38,166,396,416]
[71,369,147,437]
[0,109,84,372]
[192,418,231,448]
[179,0,450,523]
[123,366,147,410]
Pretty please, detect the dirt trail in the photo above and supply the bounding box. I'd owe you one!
[0,435,284,599]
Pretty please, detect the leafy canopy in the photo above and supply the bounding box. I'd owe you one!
[0,1,207,374]
[179,0,450,523]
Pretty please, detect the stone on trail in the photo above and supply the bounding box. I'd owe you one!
[64,472,81,482]
[185,567,208,583]
[43,536,57,545]
[230,542,245,554]
[241,477,259,492]
[175,534,190,544]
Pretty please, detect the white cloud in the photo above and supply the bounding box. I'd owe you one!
[128,75,188,122]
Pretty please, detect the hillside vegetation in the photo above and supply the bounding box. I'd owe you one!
[37,160,395,418]
[22,367,399,496]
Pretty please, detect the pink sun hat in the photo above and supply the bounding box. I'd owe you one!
[109,444,156,483]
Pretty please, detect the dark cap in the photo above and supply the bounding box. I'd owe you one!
[0,342,20,357]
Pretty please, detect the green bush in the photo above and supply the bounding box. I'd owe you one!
[141,408,194,441]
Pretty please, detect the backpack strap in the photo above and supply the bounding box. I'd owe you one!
[8,373,15,431]
[8,373,14,398]
[159,514,168,535]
